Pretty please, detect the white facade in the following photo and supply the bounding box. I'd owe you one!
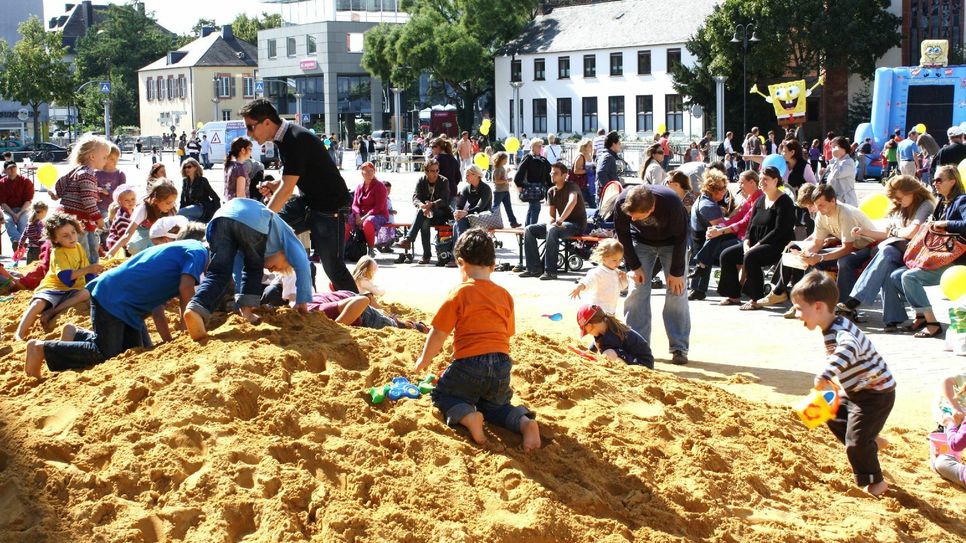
[494,44,703,142]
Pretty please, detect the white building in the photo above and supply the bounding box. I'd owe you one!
[494,0,718,142]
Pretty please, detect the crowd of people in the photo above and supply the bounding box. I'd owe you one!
[1,97,964,489]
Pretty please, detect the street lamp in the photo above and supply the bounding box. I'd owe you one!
[713,75,727,141]
[730,23,759,137]
[212,75,221,121]
[390,87,402,153]
[510,81,522,138]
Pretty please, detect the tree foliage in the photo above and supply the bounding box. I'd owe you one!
[0,17,74,143]
[362,0,539,130]
[230,13,283,45]
[671,0,900,135]
[74,1,174,128]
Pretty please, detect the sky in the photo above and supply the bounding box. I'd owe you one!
[42,0,278,36]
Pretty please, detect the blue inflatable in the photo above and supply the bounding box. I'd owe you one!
[761,153,788,178]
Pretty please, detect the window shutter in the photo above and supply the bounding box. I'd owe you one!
[230,76,236,97]
[146,78,152,101]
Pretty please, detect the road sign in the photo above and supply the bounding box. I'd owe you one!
[286,78,297,89]
[301,114,309,124]
[16,108,28,122]
[99,81,111,94]
[254,80,264,95]
[691,104,704,119]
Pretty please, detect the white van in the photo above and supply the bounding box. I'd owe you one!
[197,121,261,165]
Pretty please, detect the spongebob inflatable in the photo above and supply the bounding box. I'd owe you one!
[750,75,824,126]
[920,39,949,68]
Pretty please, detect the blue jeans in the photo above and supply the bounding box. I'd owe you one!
[3,207,27,246]
[586,168,597,206]
[360,306,397,329]
[849,244,908,324]
[624,243,691,354]
[524,221,580,274]
[42,298,151,371]
[178,204,204,221]
[492,191,519,226]
[81,230,99,264]
[525,201,541,226]
[187,217,266,323]
[278,195,355,292]
[430,353,531,433]
[836,247,873,304]
[895,265,947,313]
[453,217,471,242]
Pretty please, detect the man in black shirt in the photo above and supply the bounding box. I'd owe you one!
[932,125,966,176]
[240,98,356,292]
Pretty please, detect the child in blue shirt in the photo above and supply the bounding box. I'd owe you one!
[576,304,653,368]
[184,198,313,340]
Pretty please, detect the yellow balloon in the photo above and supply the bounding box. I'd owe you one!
[759,135,765,144]
[657,123,667,134]
[941,265,966,301]
[858,193,890,220]
[473,152,490,170]
[914,123,927,134]
[196,121,204,129]
[958,158,966,190]
[37,163,58,190]
[480,119,491,135]
[505,136,520,153]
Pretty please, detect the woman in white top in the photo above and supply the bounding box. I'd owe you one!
[639,143,667,185]
[821,136,857,206]
[545,133,563,165]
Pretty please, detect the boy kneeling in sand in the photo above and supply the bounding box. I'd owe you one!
[413,228,540,452]
[791,271,896,497]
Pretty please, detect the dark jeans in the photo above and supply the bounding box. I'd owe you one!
[826,389,895,486]
[690,233,738,294]
[279,195,356,292]
[718,242,784,300]
[405,208,452,258]
[430,353,531,433]
[43,298,151,371]
[492,191,519,226]
[187,217,266,322]
[581,186,596,208]
[771,250,838,296]
[525,202,541,226]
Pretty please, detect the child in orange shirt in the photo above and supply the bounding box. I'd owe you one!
[414,228,540,452]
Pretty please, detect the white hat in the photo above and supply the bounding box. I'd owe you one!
[948,125,964,138]
[149,215,189,240]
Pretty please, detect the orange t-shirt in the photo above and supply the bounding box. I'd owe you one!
[432,279,515,360]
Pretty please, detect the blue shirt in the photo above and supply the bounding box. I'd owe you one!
[690,194,724,234]
[210,198,313,304]
[88,240,208,329]
[897,139,919,161]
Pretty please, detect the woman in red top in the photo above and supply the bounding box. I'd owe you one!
[350,162,389,254]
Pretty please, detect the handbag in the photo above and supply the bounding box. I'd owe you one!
[343,228,369,262]
[467,211,504,230]
[521,182,546,202]
[903,224,966,270]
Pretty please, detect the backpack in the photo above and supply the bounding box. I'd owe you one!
[344,228,368,262]
[715,141,726,157]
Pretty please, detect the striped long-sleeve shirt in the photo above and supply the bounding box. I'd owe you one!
[820,316,896,394]
[55,166,102,231]
[18,219,43,248]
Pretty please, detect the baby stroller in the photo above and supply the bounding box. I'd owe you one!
[565,180,623,269]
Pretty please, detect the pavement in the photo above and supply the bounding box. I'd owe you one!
[2,152,959,431]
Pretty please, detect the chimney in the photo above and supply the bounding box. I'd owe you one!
[199,26,215,38]
[221,25,233,41]
[166,51,187,65]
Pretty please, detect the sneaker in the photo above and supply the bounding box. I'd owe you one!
[511,265,524,273]
[651,277,664,289]
[670,351,688,365]
[783,307,797,319]
[539,272,558,281]
[757,290,788,306]
[418,256,432,265]
[687,290,706,301]
[518,270,541,278]
[510,222,522,228]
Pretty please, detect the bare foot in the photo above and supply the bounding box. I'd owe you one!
[239,308,260,324]
[14,329,29,342]
[24,340,45,377]
[458,411,487,445]
[61,323,77,341]
[866,480,888,498]
[520,417,541,452]
[875,435,890,450]
[39,310,57,333]
[183,309,207,341]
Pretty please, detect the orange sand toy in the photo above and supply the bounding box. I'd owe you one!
[795,388,841,429]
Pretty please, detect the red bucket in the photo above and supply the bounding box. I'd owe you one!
[928,431,962,462]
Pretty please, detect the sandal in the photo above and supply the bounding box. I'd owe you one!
[739,300,762,311]
[905,314,927,332]
[718,298,741,306]
[914,322,943,338]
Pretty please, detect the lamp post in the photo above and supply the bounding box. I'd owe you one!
[713,75,726,141]
[212,75,221,121]
[294,92,303,125]
[390,86,402,152]
[510,81,522,138]
[730,23,758,137]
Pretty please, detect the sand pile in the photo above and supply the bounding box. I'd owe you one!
[0,292,964,543]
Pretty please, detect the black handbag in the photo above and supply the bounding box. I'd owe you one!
[344,228,368,262]
[521,182,546,202]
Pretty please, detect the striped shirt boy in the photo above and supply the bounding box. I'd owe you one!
[18,218,43,248]
[821,316,896,394]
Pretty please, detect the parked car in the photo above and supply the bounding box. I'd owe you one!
[12,142,69,162]
[372,130,391,152]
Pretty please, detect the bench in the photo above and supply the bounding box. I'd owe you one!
[488,227,525,268]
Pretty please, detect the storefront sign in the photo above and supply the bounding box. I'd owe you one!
[300,59,319,71]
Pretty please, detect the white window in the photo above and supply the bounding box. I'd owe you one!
[307,35,317,55]
[217,76,231,98]
[158,77,166,100]
[222,110,232,121]
[286,37,296,57]
[243,76,254,98]
[346,33,364,53]
[267,39,277,59]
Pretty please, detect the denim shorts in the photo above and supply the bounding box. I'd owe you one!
[430,352,531,434]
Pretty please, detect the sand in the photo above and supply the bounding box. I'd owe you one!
[0,291,964,543]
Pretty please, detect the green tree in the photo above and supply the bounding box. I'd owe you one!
[362,0,539,131]
[74,1,174,128]
[230,13,282,45]
[670,0,900,136]
[0,16,74,144]
[174,18,217,48]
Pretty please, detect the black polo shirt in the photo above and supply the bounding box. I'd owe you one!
[277,123,350,213]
